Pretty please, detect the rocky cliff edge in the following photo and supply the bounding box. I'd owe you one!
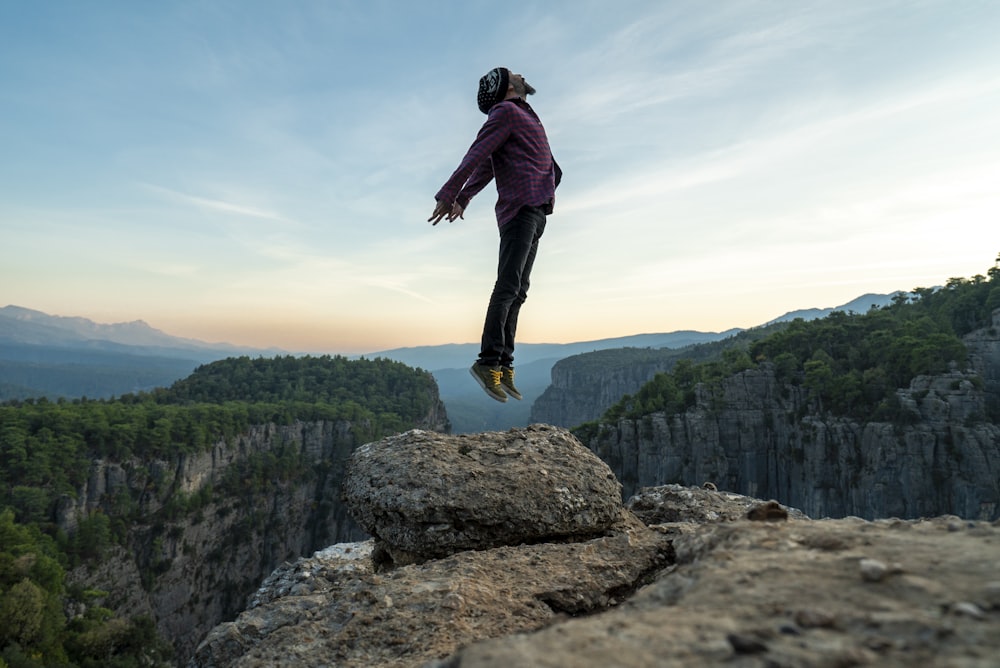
[190,426,1000,668]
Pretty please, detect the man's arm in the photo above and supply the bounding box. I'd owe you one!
[433,107,511,208]
[455,159,494,209]
[428,157,491,224]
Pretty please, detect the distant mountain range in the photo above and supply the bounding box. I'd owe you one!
[764,293,900,325]
[0,305,279,356]
[0,306,279,400]
[0,292,901,415]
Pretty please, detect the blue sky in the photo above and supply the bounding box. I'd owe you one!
[2,1,998,353]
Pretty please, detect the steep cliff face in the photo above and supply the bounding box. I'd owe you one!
[60,396,449,664]
[530,329,779,429]
[531,349,677,428]
[584,361,1000,521]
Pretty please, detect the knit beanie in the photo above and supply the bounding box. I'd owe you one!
[477,67,509,114]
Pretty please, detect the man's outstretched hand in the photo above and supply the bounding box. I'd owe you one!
[428,200,464,225]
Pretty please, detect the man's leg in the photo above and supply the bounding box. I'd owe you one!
[499,211,545,368]
[478,206,545,368]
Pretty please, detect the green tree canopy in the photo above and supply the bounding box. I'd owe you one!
[585,256,999,428]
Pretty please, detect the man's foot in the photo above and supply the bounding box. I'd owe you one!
[500,366,522,400]
[470,363,507,402]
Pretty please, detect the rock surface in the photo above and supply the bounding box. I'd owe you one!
[341,425,624,567]
[191,481,1000,667]
[190,521,672,667]
[626,483,808,525]
[438,515,1000,668]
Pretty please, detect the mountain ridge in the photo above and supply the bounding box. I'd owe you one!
[0,305,278,354]
[765,292,904,325]
[0,292,899,407]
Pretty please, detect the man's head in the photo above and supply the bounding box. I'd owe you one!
[477,67,535,114]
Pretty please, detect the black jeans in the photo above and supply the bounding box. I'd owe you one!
[478,205,547,368]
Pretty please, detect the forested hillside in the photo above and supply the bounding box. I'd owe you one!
[529,294,901,430]
[588,264,1000,430]
[0,355,444,667]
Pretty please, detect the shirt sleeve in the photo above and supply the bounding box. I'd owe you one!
[456,159,494,208]
[435,106,512,206]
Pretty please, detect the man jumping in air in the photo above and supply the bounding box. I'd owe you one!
[429,67,562,403]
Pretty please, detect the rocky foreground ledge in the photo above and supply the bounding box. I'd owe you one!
[191,425,1000,668]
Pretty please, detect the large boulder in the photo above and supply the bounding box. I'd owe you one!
[341,424,624,566]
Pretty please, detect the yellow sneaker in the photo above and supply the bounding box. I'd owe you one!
[500,366,522,400]
[470,363,507,402]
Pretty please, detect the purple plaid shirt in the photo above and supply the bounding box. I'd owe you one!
[435,98,559,228]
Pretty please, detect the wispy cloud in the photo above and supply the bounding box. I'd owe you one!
[358,277,437,305]
[560,69,1000,219]
[142,183,296,225]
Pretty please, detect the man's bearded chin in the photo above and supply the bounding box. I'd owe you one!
[512,77,536,97]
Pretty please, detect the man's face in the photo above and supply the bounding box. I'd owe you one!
[508,71,536,97]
